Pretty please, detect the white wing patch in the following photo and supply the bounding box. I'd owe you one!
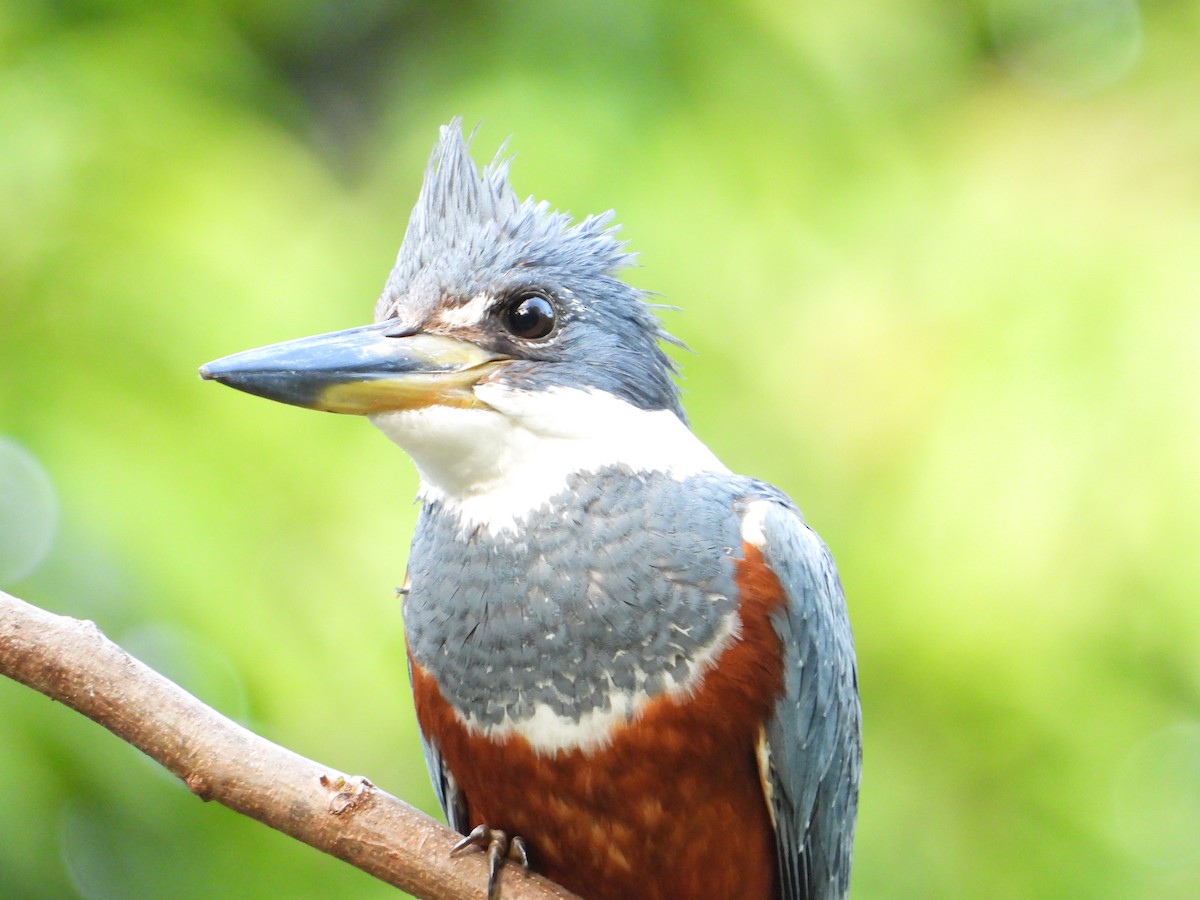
[757,725,778,830]
[741,499,774,549]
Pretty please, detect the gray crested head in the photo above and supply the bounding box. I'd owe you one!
[375,118,685,420]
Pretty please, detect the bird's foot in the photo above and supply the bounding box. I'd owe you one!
[451,823,529,900]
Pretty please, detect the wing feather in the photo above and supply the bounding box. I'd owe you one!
[748,494,861,900]
[408,654,470,834]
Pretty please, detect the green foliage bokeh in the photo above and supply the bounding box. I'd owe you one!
[2,1,1199,897]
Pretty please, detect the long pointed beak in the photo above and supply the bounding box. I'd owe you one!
[199,319,508,414]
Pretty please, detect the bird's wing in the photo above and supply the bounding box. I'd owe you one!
[750,495,861,900]
[407,654,470,834]
[421,730,470,834]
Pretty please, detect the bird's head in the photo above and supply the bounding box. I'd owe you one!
[202,120,719,518]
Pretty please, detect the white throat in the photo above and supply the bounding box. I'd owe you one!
[369,383,728,535]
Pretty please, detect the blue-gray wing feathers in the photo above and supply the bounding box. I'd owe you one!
[408,652,470,835]
[751,495,861,900]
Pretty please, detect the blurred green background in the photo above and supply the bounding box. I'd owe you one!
[2,0,1198,897]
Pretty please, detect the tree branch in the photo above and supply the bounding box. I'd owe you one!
[0,590,576,900]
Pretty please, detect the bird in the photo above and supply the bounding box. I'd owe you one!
[200,119,861,900]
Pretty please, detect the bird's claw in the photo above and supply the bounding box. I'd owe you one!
[451,824,529,899]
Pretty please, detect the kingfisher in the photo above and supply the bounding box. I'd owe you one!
[200,120,861,900]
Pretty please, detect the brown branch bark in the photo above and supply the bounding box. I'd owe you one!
[0,590,576,900]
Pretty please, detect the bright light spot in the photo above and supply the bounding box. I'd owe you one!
[120,622,250,723]
[1110,722,1200,870]
[0,437,58,584]
[989,0,1143,96]
[60,801,124,899]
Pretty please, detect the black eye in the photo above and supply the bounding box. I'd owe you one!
[502,292,557,340]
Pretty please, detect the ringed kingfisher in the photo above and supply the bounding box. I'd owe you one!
[201,120,861,900]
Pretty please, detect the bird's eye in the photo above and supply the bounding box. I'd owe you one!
[502,293,557,340]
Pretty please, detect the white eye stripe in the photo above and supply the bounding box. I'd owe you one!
[433,292,493,329]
